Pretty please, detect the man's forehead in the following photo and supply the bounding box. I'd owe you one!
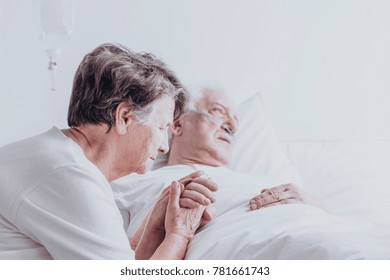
[197,89,236,110]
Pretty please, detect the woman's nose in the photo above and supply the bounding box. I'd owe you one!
[158,143,169,154]
[158,133,169,154]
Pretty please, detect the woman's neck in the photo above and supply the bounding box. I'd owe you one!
[63,124,118,181]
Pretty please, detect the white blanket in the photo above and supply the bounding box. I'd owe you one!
[111,164,390,259]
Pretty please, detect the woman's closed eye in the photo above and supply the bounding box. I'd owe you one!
[158,124,170,131]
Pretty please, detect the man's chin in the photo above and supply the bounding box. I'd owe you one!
[212,150,232,167]
[220,149,232,166]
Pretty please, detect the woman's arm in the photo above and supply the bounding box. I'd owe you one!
[132,188,169,259]
[135,181,206,260]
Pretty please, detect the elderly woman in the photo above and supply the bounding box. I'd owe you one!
[0,43,215,259]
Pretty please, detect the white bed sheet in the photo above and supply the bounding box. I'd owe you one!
[284,140,390,229]
[112,161,390,259]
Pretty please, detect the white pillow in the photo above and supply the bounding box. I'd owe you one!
[230,93,302,185]
[152,93,301,185]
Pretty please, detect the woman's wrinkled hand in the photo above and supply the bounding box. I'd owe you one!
[249,183,323,211]
[130,171,217,251]
[134,181,207,260]
[149,171,217,230]
[165,181,206,240]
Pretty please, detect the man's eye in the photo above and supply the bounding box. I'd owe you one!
[211,107,224,115]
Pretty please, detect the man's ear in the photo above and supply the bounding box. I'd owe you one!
[115,102,133,135]
[170,118,183,136]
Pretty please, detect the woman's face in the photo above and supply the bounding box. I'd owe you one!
[121,95,175,174]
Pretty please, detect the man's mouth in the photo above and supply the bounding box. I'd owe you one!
[218,135,232,144]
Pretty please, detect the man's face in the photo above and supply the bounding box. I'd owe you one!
[176,89,239,166]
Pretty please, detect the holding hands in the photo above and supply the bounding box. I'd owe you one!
[164,181,206,241]
[178,171,217,221]
[132,171,218,259]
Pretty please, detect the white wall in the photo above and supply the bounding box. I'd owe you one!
[1,0,389,146]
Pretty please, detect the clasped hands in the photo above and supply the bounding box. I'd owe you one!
[163,171,218,239]
[130,171,218,259]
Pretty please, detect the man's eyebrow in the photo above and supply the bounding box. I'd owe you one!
[214,102,227,108]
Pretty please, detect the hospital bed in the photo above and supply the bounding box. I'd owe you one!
[112,93,390,259]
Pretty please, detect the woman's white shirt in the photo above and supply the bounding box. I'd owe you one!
[0,127,133,259]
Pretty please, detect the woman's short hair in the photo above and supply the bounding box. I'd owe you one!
[67,43,188,131]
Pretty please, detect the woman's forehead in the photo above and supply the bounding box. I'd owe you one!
[150,95,175,122]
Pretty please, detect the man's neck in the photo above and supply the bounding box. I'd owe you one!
[167,146,224,168]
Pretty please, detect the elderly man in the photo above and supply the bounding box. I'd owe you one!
[115,87,390,260]
[167,87,312,209]
[114,87,385,259]
[112,87,327,260]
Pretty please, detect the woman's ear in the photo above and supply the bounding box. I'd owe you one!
[115,102,133,135]
[170,118,183,136]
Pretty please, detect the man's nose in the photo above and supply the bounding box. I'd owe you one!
[224,113,238,134]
